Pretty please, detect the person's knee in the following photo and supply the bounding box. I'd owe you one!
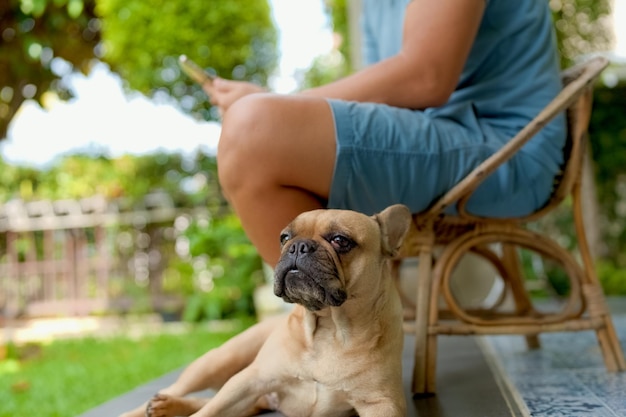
[217,94,277,198]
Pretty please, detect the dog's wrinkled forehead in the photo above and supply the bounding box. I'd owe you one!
[286,209,377,241]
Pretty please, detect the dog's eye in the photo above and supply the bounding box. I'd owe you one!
[280,233,290,246]
[330,235,355,253]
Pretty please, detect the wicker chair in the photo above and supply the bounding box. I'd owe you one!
[395,56,626,395]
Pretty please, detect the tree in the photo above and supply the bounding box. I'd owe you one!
[1,0,277,139]
[0,0,99,139]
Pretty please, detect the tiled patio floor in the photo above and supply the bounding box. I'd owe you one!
[482,312,626,417]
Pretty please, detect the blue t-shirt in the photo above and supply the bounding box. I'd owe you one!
[360,0,566,174]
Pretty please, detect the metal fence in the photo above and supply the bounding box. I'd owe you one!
[0,193,207,318]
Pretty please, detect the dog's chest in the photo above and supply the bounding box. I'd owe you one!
[269,378,356,417]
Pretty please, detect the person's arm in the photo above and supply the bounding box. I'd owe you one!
[206,0,485,114]
[301,0,486,109]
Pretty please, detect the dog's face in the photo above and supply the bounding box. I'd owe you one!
[273,204,411,311]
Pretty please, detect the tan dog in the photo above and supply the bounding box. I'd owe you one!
[124,204,411,417]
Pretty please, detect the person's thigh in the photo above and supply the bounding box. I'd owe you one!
[327,99,553,217]
[217,93,339,263]
[218,93,336,202]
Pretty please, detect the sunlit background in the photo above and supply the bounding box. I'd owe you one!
[3,3,626,416]
[3,0,626,168]
[1,0,334,167]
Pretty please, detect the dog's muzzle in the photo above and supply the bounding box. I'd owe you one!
[274,238,347,311]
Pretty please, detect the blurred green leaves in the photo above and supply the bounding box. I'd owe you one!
[19,0,84,18]
[177,214,264,322]
[550,0,611,67]
[0,0,99,138]
[0,150,225,210]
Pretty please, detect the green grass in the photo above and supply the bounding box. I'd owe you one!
[0,319,254,417]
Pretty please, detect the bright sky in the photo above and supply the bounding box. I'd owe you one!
[614,0,626,59]
[1,0,333,168]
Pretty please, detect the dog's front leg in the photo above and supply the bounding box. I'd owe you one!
[191,366,274,417]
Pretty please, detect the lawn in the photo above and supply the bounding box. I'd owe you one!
[0,318,254,417]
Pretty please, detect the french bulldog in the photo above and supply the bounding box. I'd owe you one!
[126,204,411,417]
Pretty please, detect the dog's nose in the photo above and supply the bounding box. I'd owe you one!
[289,239,318,255]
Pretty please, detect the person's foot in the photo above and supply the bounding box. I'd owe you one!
[146,393,207,417]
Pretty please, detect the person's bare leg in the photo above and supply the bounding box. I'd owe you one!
[119,315,285,417]
[217,93,337,265]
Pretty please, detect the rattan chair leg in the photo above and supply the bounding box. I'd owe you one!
[413,246,435,395]
[425,329,438,394]
[583,283,626,371]
[573,183,626,371]
[501,243,541,349]
[602,317,626,371]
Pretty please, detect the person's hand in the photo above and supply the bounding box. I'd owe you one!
[202,78,267,115]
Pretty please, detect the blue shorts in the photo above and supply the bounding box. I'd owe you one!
[326,99,556,217]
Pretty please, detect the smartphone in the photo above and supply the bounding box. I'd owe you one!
[179,55,216,85]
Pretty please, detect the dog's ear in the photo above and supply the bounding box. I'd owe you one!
[373,204,412,257]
